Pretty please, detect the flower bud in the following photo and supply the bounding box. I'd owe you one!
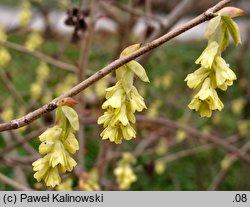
[217,7,245,18]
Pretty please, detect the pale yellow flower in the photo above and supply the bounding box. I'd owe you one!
[185,67,210,89]
[155,160,166,175]
[1,107,13,122]
[186,11,242,117]
[162,73,173,89]
[195,41,219,68]
[37,62,50,81]
[25,31,43,50]
[58,0,70,9]
[188,78,223,117]
[33,155,51,182]
[19,1,31,27]
[147,100,162,117]
[100,123,136,144]
[98,44,149,144]
[55,74,76,96]
[30,82,42,100]
[44,167,61,188]
[56,178,73,191]
[220,155,234,170]
[114,164,137,190]
[79,169,100,191]
[0,47,11,68]
[33,100,79,187]
[155,138,168,156]
[63,132,79,154]
[59,151,77,173]
[39,126,62,142]
[237,120,249,136]
[95,78,109,98]
[176,129,187,142]
[128,86,147,112]
[49,141,68,167]
[213,56,236,90]
[231,98,245,115]
[41,91,53,105]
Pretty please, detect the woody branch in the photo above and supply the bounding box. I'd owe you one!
[0,0,232,132]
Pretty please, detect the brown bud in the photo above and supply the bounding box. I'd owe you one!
[57,97,79,106]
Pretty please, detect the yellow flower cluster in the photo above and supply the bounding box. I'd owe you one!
[185,7,244,117]
[0,26,11,68]
[94,77,109,99]
[19,0,31,27]
[98,44,149,144]
[114,153,137,190]
[58,0,70,9]
[0,48,11,68]
[55,74,76,97]
[220,155,235,170]
[25,31,43,50]
[32,98,79,187]
[155,160,166,175]
[30,62,50,100]
[155,138,168,156]
[1,99,13,122]
[147,99,162,117]
[56,178,73,191]
[79,168,100,191]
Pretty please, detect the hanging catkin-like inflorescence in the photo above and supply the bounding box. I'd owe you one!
[98,44,150,144]
[185,7,245,117]
[32,97,79,187]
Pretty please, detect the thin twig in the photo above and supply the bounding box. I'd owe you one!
[0,172,32,191]
[208,141,250,190]
[0,127,46,157]
[162,135,241,163]
[82,115,244,165]
[0,69,26,105]
[9,131,37,155]
[135,115,250,165]
[0,0,232,132]
[139,0,196,64]
[0,40,76,72]
[110,0,161,23]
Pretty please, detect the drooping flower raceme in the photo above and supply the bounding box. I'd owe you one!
[25,31,43,51]
[19,0,31,27]
[32,97,79,187]
[79,168,100,191]
[185,7,244,117]
[114,153,137,190]
[30,61,50,100]
[98,44,150,144]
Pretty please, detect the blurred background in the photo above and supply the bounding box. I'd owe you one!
[0,0,250,191]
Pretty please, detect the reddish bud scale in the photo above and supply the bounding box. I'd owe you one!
[57,97,79,106]
[217,7,245,18]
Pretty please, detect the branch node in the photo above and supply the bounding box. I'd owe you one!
[11,121,19,129]
[47,103,57,111]
[204,10,216,19]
